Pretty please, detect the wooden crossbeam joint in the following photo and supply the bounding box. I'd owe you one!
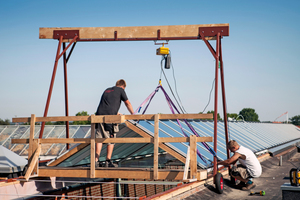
[198,26,229,37]
[53,30,79,39]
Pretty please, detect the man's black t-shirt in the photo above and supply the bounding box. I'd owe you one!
[96,86,128,115]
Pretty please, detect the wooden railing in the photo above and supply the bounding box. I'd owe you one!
[12,113,213,181]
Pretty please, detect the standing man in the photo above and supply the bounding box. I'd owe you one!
[218,140,262,190]
[95,79,134,167]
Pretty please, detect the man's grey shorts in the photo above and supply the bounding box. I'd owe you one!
[230,164,253,180]
[96,123,116,145]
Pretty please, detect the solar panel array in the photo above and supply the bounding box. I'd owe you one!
[1,121,299,169]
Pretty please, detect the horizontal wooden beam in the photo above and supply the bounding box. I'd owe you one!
[12,113,213,123]
[38,167,206,181]
[124,113,213,121]
[160,137,213,143]
[39,24,229,41]
[11,136,212,144]
[91,115,125,123]
[12,116,91,123]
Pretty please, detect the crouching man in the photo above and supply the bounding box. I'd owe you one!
[218,140,262,190]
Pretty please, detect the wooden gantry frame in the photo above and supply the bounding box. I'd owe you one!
[12,23,230,182]
[12,113,213,181]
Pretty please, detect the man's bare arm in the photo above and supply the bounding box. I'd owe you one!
[124,100,134,114]
[218,152,241,166]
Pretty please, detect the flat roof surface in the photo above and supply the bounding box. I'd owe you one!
[184,148,300,200]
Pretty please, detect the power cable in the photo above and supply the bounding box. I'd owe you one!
[169,51,188,113]
[202,78,215,113]
[160,57,185,114]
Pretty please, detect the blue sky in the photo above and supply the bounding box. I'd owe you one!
[0,0,299,122]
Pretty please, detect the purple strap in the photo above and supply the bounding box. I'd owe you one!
[134,86,160,115]
[160,86,216,157]
[135,85,216,163]
[160,86,208,163]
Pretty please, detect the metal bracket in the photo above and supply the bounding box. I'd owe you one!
[199,26,229,37]
[114,31,118,41]
[157,29,161,40]
[53,30,79,39]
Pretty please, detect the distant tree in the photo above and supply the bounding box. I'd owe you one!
[0,118,10,125]
[72,111,91,125]
[239,108,259,122]
[290,115,300,126]
[227,113,238,120]
[54,121,65,125]
[207,110,222,120]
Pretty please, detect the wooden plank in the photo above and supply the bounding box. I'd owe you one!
[12,117,31,123]
[38,138,91,144]
[189,135,197,179]
[157,114,213,120]
[48,143,89,166]
[183,146,190,180]
[38,167,206,181]
[37,116,91,122]
[11,137,212,144]
[96,138,153,143]
[90,123,95,178]
[125,114,155,121]
[91,115,125,123]
[90,115,104,123]
[199,169,207,180]
[159,137,213,143]
[32,140,39,176]
[12,138,90,144]
[12,113,213,123]
[153,114,159,180]
[39,24,229,40]
[24,144,41,181]
[105,115,125,123]
[13,116,91,123]
[124,113,213,120]
[11,139,29,144]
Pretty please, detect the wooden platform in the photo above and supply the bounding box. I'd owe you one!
[12,114,213,181]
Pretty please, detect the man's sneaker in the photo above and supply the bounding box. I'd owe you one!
[241,182,256,191]
[105,160,118,167]
[95,161,101,168]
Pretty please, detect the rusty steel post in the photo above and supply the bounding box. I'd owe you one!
[219,38,231,177]
[219,39,230,159]
[39,36,78,139]
[213,32,220,178]
[63,42,70,150]
[39,36,63,138]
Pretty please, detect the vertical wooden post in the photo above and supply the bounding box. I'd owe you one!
[190,135,197,179]
[153,114,160,180]
[28,114,36,161]
[90,118,95,178]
